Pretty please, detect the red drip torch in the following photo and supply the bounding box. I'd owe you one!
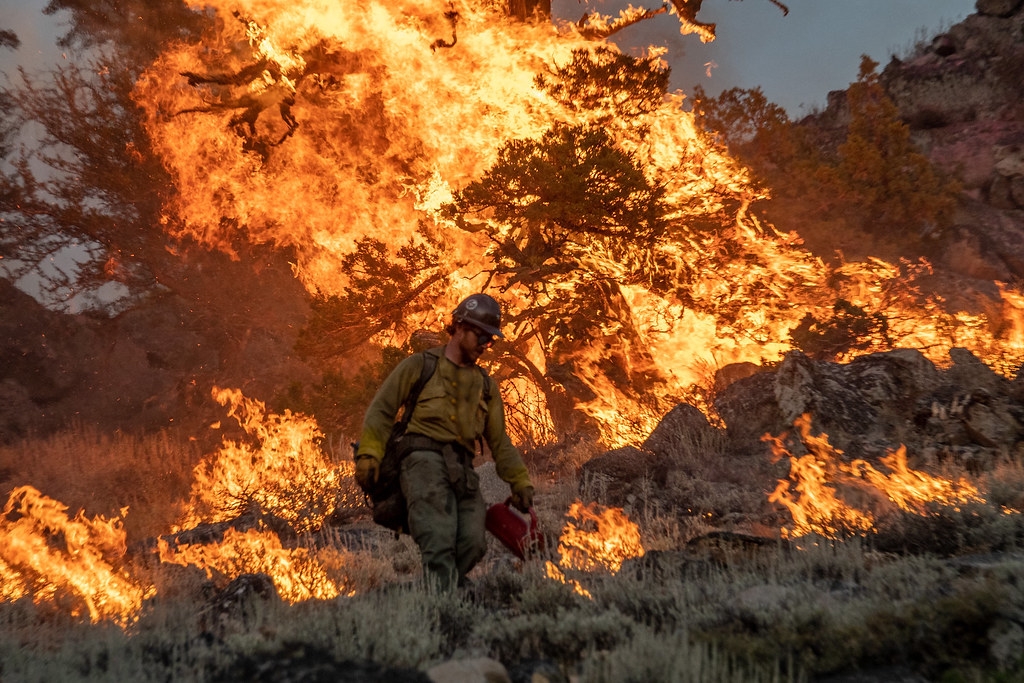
[485,498,544,560]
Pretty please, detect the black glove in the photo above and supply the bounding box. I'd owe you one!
[510,486,534,513]
[355,455,380,490]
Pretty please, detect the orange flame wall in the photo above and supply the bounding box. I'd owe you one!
[133,0,1024,447]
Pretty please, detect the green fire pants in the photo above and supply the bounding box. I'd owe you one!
[400,448,486,591]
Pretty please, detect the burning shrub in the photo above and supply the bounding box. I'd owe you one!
[555,501,645,574]
[0,486,150,626]
[158,528,349,603]
[768,414,988,541]
[177,388,349,535]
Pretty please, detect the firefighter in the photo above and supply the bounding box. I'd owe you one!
[354,293,535,591]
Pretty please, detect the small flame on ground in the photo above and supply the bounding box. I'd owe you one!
[768,414,984,539]
[544,561,592,598]
[851,445,982,515]
[557,501,645,573]
[158,528,352,602]
[546,501,645,597]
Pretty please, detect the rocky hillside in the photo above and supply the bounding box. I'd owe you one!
[810,0,1024,282]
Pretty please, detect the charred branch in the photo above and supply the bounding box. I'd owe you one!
[181,58,279,88]
[667,0,716,42]
[429,7,460,51]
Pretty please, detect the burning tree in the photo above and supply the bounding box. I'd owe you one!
[443,117,674,438]
[3,0,1023,451]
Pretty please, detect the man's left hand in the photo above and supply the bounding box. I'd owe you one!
[511,486,534,513]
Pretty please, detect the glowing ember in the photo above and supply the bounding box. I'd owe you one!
[768,414,985,539]
[0,486,151,625]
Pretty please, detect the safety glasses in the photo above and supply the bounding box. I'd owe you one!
[466,325,495,347]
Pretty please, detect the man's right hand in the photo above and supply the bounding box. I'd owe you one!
[355,455,380,489]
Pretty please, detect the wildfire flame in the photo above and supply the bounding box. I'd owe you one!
[177,387,350,534]
[768,414,984,539]
[129,0,1024,449]
[166,388,363,602]
[8,0,1024,626]
[546,500,645,596]
[0,486,151,625]
[158,528,351,602]
[0,390,360,620]
[851,446,983,515]
[557,500,645,573]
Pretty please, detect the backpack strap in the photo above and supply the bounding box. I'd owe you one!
[398,349,439,429]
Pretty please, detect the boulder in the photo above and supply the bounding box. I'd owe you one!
[581,446,665,483]
[713,361,763,394]
[579,445,668,506]
[708,348,1023,464]
[642,403,719,457]
[714,370,785,451]
[426,658,510,683]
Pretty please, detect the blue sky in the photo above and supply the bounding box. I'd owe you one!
[3,0,978,115]
[553,0,977,115]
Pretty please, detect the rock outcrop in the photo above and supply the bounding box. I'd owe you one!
[585,347,1024,528]
[715,347,1024,465]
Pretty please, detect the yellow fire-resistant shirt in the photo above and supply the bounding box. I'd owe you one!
[356,347,533,494]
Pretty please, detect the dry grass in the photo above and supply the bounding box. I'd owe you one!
[3,426,1024,681]
[0,425,203,540]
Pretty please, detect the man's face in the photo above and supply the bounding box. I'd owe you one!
[457,322,494,364]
